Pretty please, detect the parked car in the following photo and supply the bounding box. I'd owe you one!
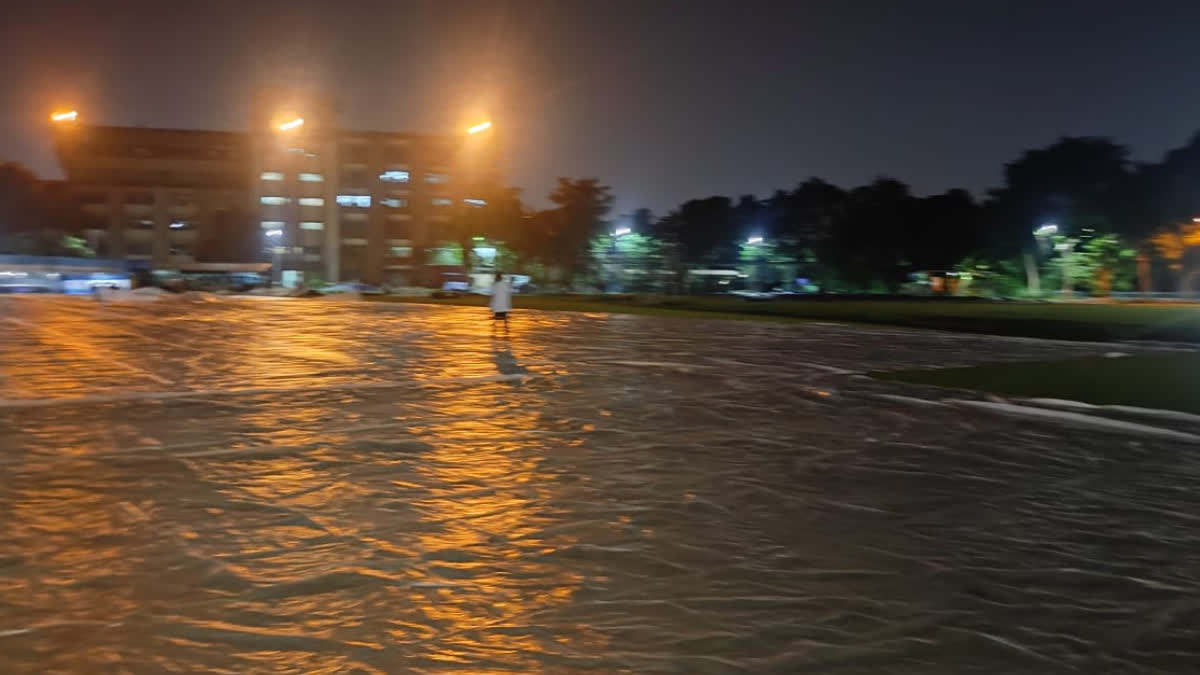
[324,282,384,295]
[438,271,470,295]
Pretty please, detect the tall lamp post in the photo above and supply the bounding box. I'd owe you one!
[1031,223,1058,296]
[273,117,304,286]
[745,236,767,291]
[611,226,631,292]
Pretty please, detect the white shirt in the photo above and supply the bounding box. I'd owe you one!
[489,279,513,313]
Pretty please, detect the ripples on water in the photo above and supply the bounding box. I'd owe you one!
[2,296,1199,673]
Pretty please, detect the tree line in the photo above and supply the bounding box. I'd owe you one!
[464,132,1200,296]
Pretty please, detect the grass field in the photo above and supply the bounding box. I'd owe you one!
[369,295,1200,343]
[874,353,1200,414]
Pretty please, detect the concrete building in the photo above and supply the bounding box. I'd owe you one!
[52,112,498,286]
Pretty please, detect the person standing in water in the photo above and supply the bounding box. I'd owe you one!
[489,272,513,330]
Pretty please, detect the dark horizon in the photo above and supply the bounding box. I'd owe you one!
[4,0,1200,214]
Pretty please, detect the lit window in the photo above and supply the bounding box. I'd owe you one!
[463,198,487,207]
[425,172,450,184]
[300,221,325,230]
[298,197,324,206]
[336,195,371,208]
[261,221,285,229]
[432,197,453,206]
[260,196,288,205]
[298,173,324,182]
[260,171,284,181]
[391,246,412,258]
[379,170,410,183]
[381,198,407,208]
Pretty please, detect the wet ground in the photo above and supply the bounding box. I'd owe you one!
[2,296,1200,673]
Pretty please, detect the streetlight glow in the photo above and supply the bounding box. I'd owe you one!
[50,110,78,122]
[278,117,304,132]
[1034,223,1058,237]
[747,236,764,245]
[614,227,632,236]
[467,120,493,135]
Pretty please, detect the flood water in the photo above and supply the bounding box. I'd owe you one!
[2,296,1199,673]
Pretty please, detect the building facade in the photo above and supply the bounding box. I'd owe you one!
[52,114,498,286]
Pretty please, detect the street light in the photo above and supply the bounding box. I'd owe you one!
[747,235,764,245]
[50,110,78,123]
[278,117,304,132]
[613,227,631,237]
[467,120,493,135]
[1034,223,1058,237]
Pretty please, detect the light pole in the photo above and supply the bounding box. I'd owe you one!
[265,228,283,286]
[1029,223,1058,296]
[272,117,304,286]
[745,236,768,290]
[610,227,631,292]
[1055,237,1077,298]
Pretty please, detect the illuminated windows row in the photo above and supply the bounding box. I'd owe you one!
[336,195,371,208]
[267,195,488,208]
[264,170,446,184]
[261,171,325,182]
[260,197,326,206]
[261,221,325,230]
[380,171,450,184]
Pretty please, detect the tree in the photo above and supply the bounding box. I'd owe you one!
[1131,133,1200,292]
[904,189,984,271]
[765,179,847,289]
[630,207,655,234]
[0,163,94,256]
[447,185,527,274]
[987,137,1132,293]
[589,231,662,292]
[538,178,614,284]
[772,178,846,255]
[654,196,739,266]
[1151,221,1200,293]
[827,178,914,291]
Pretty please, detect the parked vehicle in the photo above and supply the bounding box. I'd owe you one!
[324,282,384,295]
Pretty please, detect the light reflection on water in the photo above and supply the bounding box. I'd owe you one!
[3,297,1200,672]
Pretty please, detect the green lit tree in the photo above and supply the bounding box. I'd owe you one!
[589,231,663,292]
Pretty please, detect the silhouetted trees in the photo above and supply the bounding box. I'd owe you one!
[563,128,1200,295]
[0,163,95,256]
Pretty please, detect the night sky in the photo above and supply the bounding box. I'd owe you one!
[4,0,1200,215]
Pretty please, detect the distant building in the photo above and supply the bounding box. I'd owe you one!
[51,111,498,286]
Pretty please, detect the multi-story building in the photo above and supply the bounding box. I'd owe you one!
[51,109,498,286]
